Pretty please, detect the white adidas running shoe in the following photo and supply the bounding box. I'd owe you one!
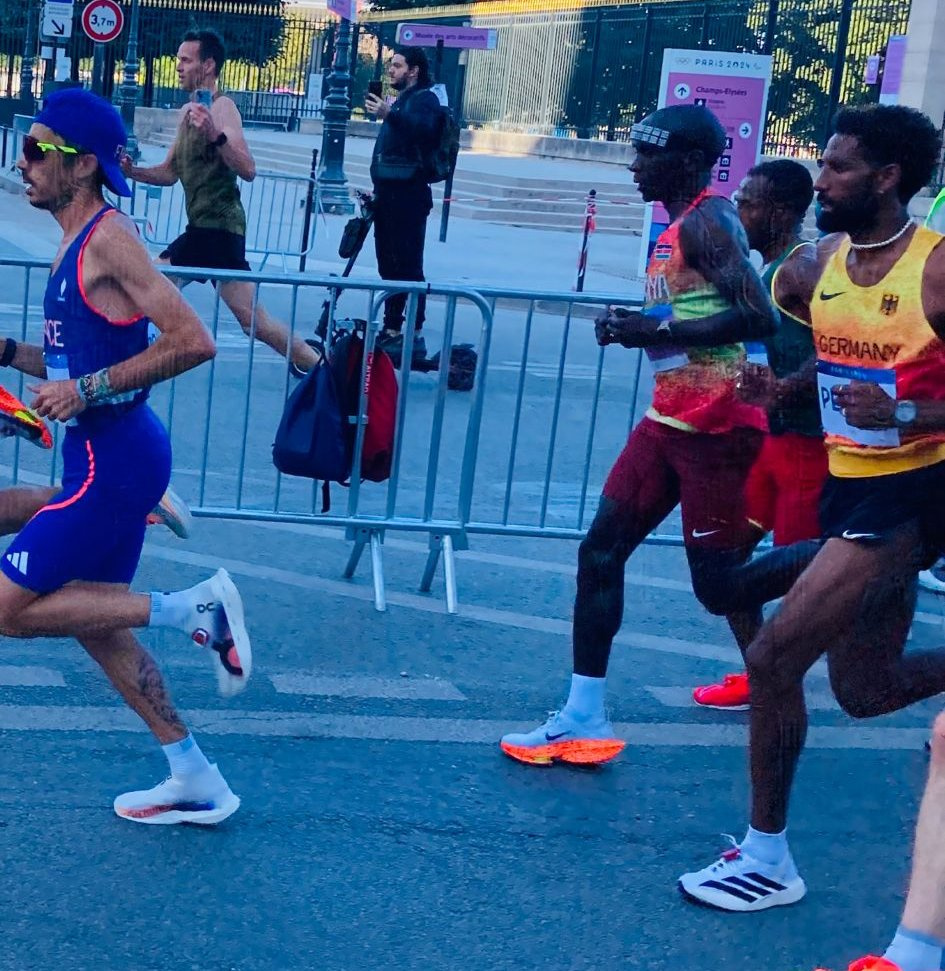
[500,709,625,766]
[147,485,193,539]
[114,764,239,825]
[678,836,807,912]
[187,568,253,697]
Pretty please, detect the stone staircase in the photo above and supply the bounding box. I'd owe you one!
[144,125,643,235]
[144,122,843,237]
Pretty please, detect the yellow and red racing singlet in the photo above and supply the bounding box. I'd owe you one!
[810,225,945,477]
[644,189,766,435]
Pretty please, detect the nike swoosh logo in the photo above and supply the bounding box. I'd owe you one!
[841,530,880,541]
[691,528,722,539]
[545,731,571,741]
[819,291,846,301]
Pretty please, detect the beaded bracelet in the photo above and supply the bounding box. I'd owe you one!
[77,368,113,404]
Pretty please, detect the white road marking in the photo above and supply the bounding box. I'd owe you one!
[139,543,741,664]
[0,665,65,687]
[241,518,694,590]
[0,704,929,750]
[270,673,466,701]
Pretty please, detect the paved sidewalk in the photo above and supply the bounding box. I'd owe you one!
[0,136,646,300]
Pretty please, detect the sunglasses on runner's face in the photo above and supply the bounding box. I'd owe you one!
[22,135,84,164]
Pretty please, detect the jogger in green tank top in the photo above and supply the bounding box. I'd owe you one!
[120,29,319,376]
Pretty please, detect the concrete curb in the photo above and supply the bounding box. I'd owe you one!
[0,170,24,196]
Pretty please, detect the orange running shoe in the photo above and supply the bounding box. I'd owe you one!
[0,385,52,449]
[500,709,625,766]
[693,671,750,710]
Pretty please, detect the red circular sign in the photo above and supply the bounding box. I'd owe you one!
[81,0,124,43]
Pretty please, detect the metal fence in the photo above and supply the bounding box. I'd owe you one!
[0,255,664,613]
[118,165,320,272]
[367,0,913,157]
[0,125,321,271]
[0,0,915,154]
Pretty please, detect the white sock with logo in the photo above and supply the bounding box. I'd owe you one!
[563,674,607,721]
[740,826,791,867]
[884,926,944,971]
[148,578,217,633]
[161,733,211,780]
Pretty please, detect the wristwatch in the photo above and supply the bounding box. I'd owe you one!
[894,399,918,426]
[212,132,228,148]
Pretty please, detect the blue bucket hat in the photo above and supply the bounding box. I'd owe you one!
[34,88,131,197]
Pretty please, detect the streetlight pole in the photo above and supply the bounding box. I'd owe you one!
[316,14,355,214]
[119,0,141,159]
[19,0,38,106]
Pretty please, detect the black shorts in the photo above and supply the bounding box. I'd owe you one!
[160,226,250,281]
[820,460,945,554]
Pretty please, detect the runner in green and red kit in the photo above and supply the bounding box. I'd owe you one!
[500,104,779,766]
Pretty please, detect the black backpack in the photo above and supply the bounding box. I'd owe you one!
[272,322,398,510]
[427,343,478,391]
[272,356,349,485]
[424,106,460,184]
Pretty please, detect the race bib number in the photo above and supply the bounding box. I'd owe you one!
[817,360,899,447]
[743,341,769,366]
[646,345,690,373]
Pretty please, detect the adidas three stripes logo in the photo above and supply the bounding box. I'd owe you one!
[5,551,28,575]
[699,872,788,903]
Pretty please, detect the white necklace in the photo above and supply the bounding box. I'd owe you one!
[849,219,914,251]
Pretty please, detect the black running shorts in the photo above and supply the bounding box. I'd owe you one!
[819,459,945,553]
[160,226,251,281]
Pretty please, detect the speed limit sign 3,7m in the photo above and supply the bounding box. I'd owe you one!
[81,0,123,43]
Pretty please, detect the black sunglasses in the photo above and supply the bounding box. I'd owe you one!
[22,134,85,164]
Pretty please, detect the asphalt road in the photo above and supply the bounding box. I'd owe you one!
[0,236,941,971]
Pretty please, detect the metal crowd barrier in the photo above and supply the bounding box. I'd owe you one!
[0,257,686,616]
[115,167,320,273]
[0,117,30,173]
[0,125,320,274]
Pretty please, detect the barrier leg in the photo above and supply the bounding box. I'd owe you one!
[419,533,460,614]
[442,534,458,615]
[419,545,441,593]
[370,531,387,612]
[343,538,367,578]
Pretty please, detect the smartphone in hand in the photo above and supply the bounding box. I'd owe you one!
[368,80,383,98]
[195,88,213,108]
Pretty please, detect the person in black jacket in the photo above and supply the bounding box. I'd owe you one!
[365,47,441,365]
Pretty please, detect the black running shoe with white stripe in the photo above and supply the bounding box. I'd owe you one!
[678,837,807,912]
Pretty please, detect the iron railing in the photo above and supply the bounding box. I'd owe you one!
[0,0,916,159]
[368,0,913,158]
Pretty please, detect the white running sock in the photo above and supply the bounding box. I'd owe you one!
[741,826,790,867]
[884,926,945,971]
[161,733,211,779]
[564,674,607,721]
[148,578,216,633]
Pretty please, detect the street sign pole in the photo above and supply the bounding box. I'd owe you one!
[92,42,104,94]
[438,39,468,244]
[81,0,124,96]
